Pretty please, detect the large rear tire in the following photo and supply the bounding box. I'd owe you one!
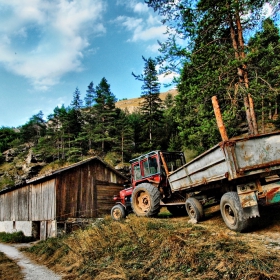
[185,197,204,222]
[220,192,249,232]
[131,183,161,217]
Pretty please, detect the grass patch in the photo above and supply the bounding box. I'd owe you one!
[0,162,14,172]
[0,252,23,280]
[0,231,34,243]
[0,176,15,190]
[23,235,70,267]
[38,161,65,175]
[24,215,280,279]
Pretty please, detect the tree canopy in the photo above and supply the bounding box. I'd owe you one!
[0,2,279,176]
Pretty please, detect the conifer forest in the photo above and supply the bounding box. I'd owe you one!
[0,1,280,189]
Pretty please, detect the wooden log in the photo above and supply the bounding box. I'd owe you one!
[212,96,229,141]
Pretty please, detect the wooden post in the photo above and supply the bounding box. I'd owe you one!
[212,96,229,141]
[244,96,254,135]
[249,94,258,135]
[159,152,169,176]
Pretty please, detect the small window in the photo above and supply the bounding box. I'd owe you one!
[143,160,150,177]
[134,164,141,180]
[149,157,158,174]
[142,156,158,177]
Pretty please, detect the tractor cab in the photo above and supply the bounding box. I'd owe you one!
[130,150,186,188]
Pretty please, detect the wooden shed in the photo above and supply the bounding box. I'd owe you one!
[0,157,127,240]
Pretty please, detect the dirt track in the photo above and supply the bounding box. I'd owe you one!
[0,243,62,280]
[201,204,280,253]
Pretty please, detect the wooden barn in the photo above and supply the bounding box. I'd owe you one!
[0,157,127,240]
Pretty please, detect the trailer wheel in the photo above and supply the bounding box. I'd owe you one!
[186,197,204,222]
[111,204,126,221]
[220,192,248,232]
[185,197,204,222]
[132,183,160,217]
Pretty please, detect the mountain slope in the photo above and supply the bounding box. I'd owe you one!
[115,89,178,113]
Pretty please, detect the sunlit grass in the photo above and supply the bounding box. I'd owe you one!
[24,214,280,279]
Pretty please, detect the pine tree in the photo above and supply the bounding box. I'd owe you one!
[84,82,95,107]
[71,87,83,110]
[248,18,280,132]
[0,127,18,153]
[145,0,276,151]
[20,111,46,144]
[69,87,83,138]
[47,105,70,160]
[92,77,117,152]
[113,109,134,163]
[127,111,142,153]
[133,57,163,150]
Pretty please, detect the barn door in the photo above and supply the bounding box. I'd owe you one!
[40,221,47,240]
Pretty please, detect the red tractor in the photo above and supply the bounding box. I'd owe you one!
[111,150,186,220]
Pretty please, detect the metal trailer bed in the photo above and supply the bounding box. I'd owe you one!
[168,131,280,210]
[169,131,280,191]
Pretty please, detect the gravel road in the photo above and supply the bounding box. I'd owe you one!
[0,243,62,280]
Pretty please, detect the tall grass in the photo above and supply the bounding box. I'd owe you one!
[0,252,23,280]
[24,215,280,279]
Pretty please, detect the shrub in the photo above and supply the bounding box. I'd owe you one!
[0,231,34,243]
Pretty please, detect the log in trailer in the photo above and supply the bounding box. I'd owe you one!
[111,98,280,232]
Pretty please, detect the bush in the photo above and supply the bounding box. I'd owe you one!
[0,231,34,243]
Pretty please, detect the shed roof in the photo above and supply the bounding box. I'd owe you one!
[0,156,128,195]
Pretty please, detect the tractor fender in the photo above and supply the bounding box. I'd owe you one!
[115,201,127,209]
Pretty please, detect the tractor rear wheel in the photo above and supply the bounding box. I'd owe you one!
[132,183,161,217]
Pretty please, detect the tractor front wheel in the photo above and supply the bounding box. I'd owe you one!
[131,183,161,217]
[111,204,126,221]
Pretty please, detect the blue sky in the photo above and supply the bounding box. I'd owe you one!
[0,0,175,127]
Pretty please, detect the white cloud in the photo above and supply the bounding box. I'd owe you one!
[158,72,179,85]
[115,16,143,32]
[156,63,179,85]
[147,43,160,53]
[133,2,149,13]
[0,0,106,91]
[115,0,167,47]
[117,0,149,13]
[130,25,167,42]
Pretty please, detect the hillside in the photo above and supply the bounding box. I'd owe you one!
[115,89,178,113]
[0,89,178,191]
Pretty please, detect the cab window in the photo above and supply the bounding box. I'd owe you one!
[133,163,141,180]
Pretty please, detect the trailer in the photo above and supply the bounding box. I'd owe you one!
[111,96,280,232]
[168,130,280,231]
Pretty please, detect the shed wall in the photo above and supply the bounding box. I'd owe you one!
[56,161,125,220]
[0,179,56,221]
[0,221,32,236]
